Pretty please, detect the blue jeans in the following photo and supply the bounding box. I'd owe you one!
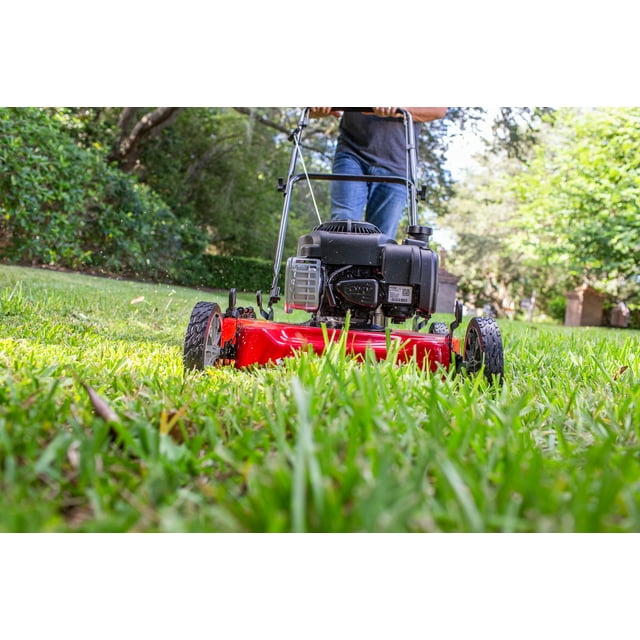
[330,151,408,239]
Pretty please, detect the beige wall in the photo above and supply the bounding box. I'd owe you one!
[436,270,459,314]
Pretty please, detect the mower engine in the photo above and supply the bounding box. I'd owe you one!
[285,220,438,329]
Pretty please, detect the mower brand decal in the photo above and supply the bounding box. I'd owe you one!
[387,285,412,304]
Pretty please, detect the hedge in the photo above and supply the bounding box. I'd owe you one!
[176,254,284,293]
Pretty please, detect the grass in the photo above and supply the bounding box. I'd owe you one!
[1,264,639,532]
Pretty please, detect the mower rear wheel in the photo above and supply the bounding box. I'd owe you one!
[428,321,449,336]
[183,301,224,371]
[464,317,504,381]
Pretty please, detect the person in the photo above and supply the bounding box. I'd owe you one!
[309,107,447,239]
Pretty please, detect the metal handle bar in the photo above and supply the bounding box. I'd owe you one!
[330,107,374,112]
[329,108,398,114]
[289,172,409,187]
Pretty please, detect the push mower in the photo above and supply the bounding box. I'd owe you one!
[183,108,504,380]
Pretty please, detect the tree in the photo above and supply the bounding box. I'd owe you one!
[514,108,640,299]
[440,151,559,316]
[107,107,184,172]
[444,107,640,316]
[133,108,295,260]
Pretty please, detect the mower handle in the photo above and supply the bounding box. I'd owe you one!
[331,107,373,112]
[330,107,405,116]
[270,106,416,305]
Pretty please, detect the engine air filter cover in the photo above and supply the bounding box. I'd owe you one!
[284,257,322,313]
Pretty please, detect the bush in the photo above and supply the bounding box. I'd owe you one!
[547,295,567,322]
[0,108,206,281]
[176,253,284,292]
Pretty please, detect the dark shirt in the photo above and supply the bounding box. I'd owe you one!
[335,112,420,176]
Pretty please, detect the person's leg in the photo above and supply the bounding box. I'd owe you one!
[364,175,408,239]
[330,151,368,222]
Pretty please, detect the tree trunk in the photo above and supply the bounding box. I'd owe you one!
[109,107,184,172]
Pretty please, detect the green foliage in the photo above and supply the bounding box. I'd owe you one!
[134,108,294,261]
[445,108,640,315]
[515,108,640,295]
[2,265,640,533]
[178,253,282,291]
[547,295,567,322]
[441,153,554,314]
[0,108,205,281]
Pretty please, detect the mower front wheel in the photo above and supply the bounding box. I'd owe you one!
[463,316,504,382]
[183,301,224,371]
[428,321,449,336]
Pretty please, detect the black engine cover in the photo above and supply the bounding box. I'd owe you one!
[294,221,439,325]
[297,221,390,266]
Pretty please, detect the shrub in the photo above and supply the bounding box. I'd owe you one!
[176,253,283,292]
[0,108,206,281]
[547,295,567,322]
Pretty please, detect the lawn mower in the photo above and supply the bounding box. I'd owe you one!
[183,108,504,380]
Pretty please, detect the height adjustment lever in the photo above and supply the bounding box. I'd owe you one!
[256,290,274,321]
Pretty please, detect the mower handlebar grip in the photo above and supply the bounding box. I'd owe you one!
[330,108,405,115]
[331,107,373,112]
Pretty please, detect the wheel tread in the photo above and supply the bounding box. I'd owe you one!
[464,316,504,381]
[428,321,449,336]
[183,301,217,371]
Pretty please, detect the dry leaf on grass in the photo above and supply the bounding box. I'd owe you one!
[614,365,629,380]
[83,383,119,422]
[159,406,191,442]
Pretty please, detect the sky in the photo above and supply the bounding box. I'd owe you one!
[445,134,485,179]
[443,116,492,180]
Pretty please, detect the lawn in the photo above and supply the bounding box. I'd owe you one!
[1,264,639,532]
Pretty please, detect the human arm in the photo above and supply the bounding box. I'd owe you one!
[402,107,447,122]
[309,108,343,118]
[371,107,448,122]
[308,107,448,122]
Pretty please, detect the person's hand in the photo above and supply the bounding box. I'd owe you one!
[372,107,399,118]
[309,108,342,118]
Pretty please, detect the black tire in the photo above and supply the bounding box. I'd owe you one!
[428,321,449,336]
[464,317,504,381]
[183,301,224,371]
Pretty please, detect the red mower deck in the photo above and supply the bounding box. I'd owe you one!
[223,318,460,369]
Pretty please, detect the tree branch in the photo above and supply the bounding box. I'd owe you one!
[232,107,291,135]
[109,107,185,172]
[232,107,336,158]
[117,108,140,135]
